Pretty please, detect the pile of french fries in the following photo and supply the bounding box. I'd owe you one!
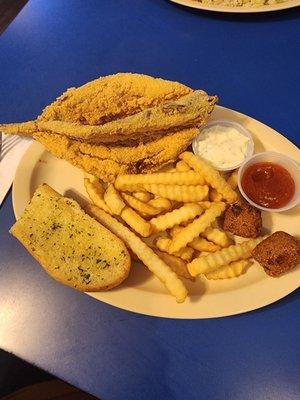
[85,151,264,303]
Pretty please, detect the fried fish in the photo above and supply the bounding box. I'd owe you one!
[34,127,201,181]
[0,73,192,137]
[36,90,216,144]
[0,73,217,181]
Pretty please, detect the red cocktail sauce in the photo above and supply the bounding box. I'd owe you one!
[241,162,295,209]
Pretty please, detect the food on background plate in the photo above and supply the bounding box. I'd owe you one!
[223,200,262,238]
[192,121,252,171]
[0,73,217,182]
[10,184,131,291]
[191,0,286,8]
[252,232,300,277]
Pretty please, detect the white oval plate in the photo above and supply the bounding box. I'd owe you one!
[12,106,300,319]
[170,0,300,13]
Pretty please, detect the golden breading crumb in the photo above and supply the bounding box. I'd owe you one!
[33,127,200,181]
[252,231,300,277]
[0,73,217,182]
[223,200,262,238]
[40,73,192,125]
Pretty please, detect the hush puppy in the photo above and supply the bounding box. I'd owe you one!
[252,231,300,277]
[223,201,262,238]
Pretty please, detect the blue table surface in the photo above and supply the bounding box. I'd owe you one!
[0,1,299,399]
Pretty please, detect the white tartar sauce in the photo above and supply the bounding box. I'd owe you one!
[194,124,250,169]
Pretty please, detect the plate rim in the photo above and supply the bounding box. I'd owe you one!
[12,105,300,319]
[169,0,300,13]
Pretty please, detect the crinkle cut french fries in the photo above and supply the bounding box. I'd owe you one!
[86,205,188,303]
[150,203,203,232]
[115,171,205,189]
[205,260,250,280]
[187,237,265,276]
[168,202,226,253]
[180,152,237,203]
[84,151,264,301]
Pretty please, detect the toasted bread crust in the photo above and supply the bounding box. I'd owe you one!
[10,184,131,291]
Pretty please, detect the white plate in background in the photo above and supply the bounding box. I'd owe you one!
[170,0,300,13]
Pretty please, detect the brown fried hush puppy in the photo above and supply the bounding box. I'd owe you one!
[252,231,300,277]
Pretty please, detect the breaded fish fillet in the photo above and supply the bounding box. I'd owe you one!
[36,91,217,144]
[40,73,192,125]
[0,74,215,145]
[0,73,217,181]
[34,127,200,181]
[0,121,37,137]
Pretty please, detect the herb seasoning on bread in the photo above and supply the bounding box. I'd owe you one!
[10,184,131,291]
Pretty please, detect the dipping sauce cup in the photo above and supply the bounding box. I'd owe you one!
[192,120,254,172]
[238,152,300,212]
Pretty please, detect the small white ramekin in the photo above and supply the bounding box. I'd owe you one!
[238,151,300,212]
[192,120,254,172]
